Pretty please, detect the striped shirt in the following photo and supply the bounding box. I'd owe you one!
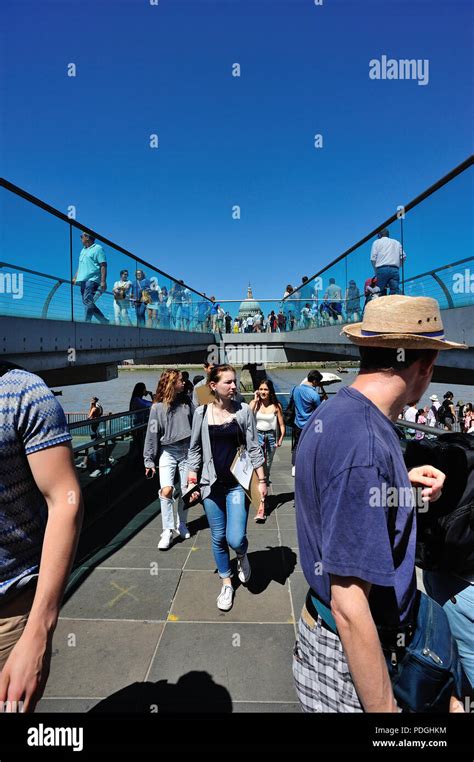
[0,369,72,599]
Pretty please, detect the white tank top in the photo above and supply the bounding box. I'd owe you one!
[256,409,277,432]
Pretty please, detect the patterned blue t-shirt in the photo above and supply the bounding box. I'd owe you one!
[0,370,72,598]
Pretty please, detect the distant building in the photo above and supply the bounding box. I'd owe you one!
[238,284,262,320]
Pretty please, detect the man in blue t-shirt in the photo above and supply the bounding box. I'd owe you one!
[293,295,466,713]
[0,365,84,711]
[73,232,109,324]
[291,370,322,472]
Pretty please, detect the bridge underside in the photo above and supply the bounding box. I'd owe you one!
[2,317,215,386]
[3,305,474,386]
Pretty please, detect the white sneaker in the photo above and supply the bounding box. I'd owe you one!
[90,469,101,478]
[237,554,251,584]
[291,465,296,477]
[158,529,174,550]
[176,523,190,540]
[217,584,234,611]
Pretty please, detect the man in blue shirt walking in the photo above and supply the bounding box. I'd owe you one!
[292,295,465,713]
[291,369,322,474]
[73,232,109,324]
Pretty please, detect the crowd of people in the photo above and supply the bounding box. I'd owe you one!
[402,392,474,437]
[73,228,407,334]
[1,294,472,716]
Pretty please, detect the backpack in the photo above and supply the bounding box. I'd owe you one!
[436,400,453,426]
[402,433,474,574]
[283,388,296,427]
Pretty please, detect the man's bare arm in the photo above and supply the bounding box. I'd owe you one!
[330,575,398,713]
[0,443,83,711]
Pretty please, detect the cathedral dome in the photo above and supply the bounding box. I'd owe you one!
[238,285,261,318]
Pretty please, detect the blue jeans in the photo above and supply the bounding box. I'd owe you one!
[203,483,249,578]
[258,430,276,478]
[423,570,474,689]
[135,302,147,326]
[80,280,108,323]
[375,265,400,295]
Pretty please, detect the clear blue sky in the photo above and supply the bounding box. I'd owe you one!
[1,0,472,299]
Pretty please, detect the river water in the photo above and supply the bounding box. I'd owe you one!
[57,367,473,417]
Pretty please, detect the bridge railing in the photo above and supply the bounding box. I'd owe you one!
[237,157,473,333]
[0,178,214,332]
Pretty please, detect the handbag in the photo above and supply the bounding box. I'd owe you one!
[380,590,463,713]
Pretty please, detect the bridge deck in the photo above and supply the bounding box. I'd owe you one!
[37,440,424,713]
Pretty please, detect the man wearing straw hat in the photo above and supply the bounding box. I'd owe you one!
[293,295,466,712]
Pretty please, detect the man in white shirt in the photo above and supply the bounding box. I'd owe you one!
[112,269,133,325]
[370,228,406,295]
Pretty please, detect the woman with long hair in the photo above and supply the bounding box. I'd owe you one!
[144,369,194,550]
[186,365,266,611]
[249,379,285,522]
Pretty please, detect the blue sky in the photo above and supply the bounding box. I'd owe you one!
[1,0,472,300]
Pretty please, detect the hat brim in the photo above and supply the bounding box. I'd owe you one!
[342,323,467,350]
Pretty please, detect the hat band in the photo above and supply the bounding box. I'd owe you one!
[361,329,445,338]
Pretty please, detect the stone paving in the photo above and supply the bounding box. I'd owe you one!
[38,441,303,713]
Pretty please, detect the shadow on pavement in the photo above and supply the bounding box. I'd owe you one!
[90,671,232,713]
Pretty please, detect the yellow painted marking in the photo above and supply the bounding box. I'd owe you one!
[106,581,139,608]
[167,614,179,621]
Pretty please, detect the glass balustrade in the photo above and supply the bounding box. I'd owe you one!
[0,182,212,331]
[278,160,472,331]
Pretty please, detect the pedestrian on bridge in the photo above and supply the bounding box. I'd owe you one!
[144,370,194,550]
[370,228,406,295]
[293,295,466,713]
[73,232,109,324]
[0,363,83,711]
[186,365,266,611]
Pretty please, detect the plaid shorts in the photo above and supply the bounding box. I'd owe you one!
[293,603,363,713]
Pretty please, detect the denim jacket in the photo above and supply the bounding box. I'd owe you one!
[186,402,264,499]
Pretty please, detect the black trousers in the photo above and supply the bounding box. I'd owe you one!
[291,424,302,466]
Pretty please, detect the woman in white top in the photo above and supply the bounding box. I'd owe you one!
[249,379,285,522]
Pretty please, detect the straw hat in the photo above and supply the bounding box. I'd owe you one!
[342,295,467,350]
[429,394,439,401]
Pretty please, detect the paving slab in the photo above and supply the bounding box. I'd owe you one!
[169,570,294,623]
[60,568,181,621]
[44,619,163,697]
[147,622,298,704]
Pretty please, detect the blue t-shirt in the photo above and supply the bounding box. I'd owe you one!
[295,386,417,628]
[0,370,72,599]
[293,384,321,429]
[75,243,106,283]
